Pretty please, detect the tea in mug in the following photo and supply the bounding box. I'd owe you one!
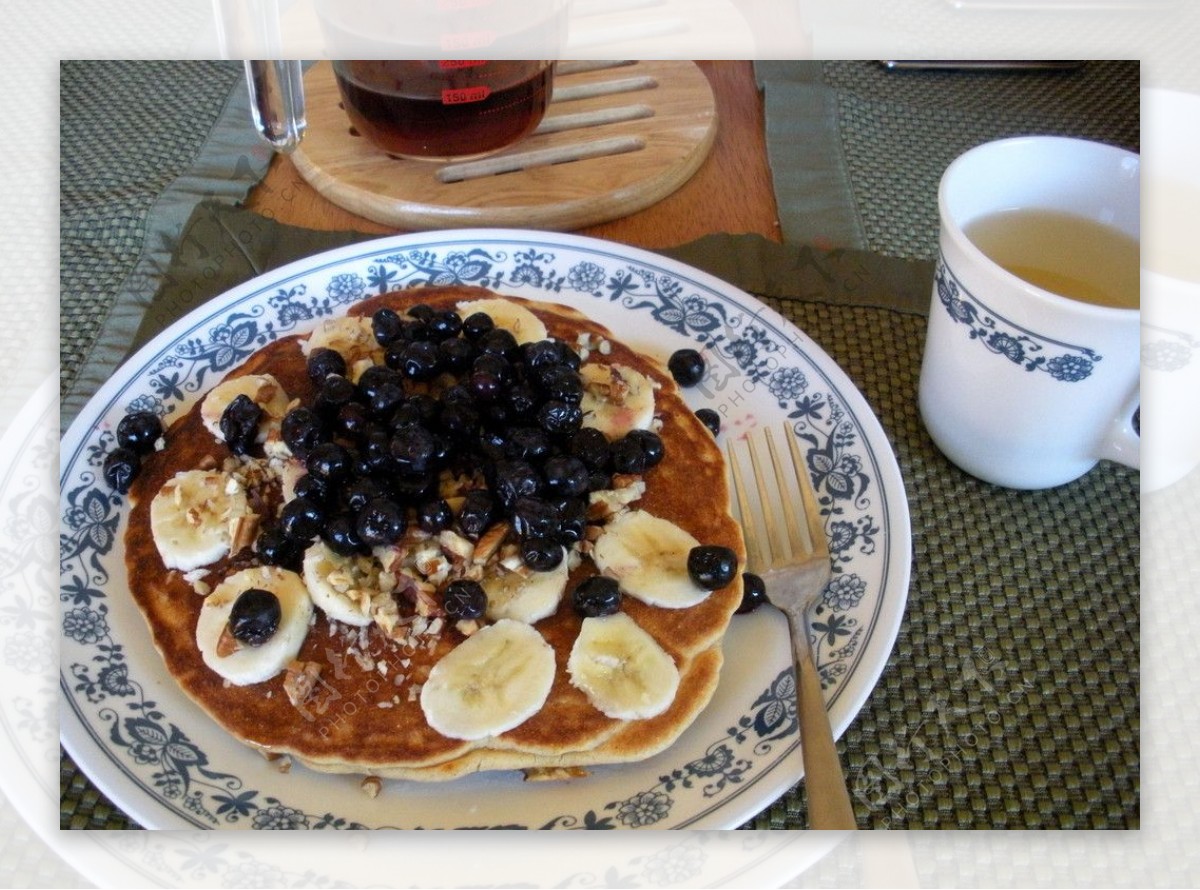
[964,208,1140,310]
[334,60,553,161]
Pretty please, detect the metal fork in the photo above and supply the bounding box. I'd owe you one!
[727,424,857,830]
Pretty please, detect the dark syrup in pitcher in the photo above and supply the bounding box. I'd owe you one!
[335,61,553,161]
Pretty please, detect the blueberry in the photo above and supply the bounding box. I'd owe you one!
[458,489,495,540]
[334,401,373,440]
[406,302,435,323]
[371,307,405,346]
[478,327,518,358]
[442,579,487,621]
[505,426,551,462]
[306,441,353,484]
[342,476,388,513]
[609,436,648,475]
[461,311,495,342]
[542,454,590,498]
[492,460,541,510]
[306,346,347,383]
[736,572,769,614]
[356,365,403,403]
[367,380,406,419]
[228,588,281,646]
[426,309,462,341]
[279,496,326,542]
[416,498,454,534]
[624,429,664,469]
[521,339,565,371]
[668,348,705,387]
[390,424,438,475]
[292,472,328,504]
[468,353,511,402]
[437,336,476,373]
[551,496,588,545]
[521,535,564,571]
[313,374,357,418]
[282,407,324,457]
[695,408,721,437]
[102,446,140,494]
[324,511,368,556]
[256,522,304,570]
[220,393,263,455]
[687,544,738,590]
[396,340,441,381]
[116,411,162,455]
[355,497,406,547]
[536,364,583,405]
[572,575,622,618]
[537,400,583,437]
[510,496,561,541]
[568,427,611,470]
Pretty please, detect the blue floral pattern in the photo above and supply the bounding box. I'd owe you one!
[60,234,906,829]
[934,258,1103,381]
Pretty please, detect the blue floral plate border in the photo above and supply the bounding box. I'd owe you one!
[59,230,910,830]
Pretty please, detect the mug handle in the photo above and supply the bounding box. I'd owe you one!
[1095,383,1140,471]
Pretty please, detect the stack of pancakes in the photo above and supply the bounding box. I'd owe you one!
[124,287,744,782]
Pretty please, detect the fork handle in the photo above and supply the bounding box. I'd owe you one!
[796,646,858,829]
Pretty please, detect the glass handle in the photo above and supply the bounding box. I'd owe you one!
[244,60,306,153]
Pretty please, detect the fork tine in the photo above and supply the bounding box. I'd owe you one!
[726,439,766,572]
[745,431,787,567]
[766,426,806,563]
[783,425,828,559]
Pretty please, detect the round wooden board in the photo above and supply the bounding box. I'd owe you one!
[291,60,718,232]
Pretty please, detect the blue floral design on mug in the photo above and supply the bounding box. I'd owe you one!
[934,258,1102,381]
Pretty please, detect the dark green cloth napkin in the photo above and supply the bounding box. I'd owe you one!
[131,201,936,360]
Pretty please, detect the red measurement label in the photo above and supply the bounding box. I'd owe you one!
[442,85,492,105]
[438,60,487,70]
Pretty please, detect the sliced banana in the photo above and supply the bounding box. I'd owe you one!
[196,566,314,686]
[579,363,656,439]
[457,297,548,344]
[199,373,291,445]
[590,509,710,609]
[483,548,570,624]
[420,618,556,740]
[302,316,384,375]
[567,612,680,720]
[301,541,377,627]
[150,469,253,571]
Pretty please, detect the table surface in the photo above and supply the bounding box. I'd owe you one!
[56,59,1141,837]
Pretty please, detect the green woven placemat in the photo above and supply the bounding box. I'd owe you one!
[59,61,1139,831]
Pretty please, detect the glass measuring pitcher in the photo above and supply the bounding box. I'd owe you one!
[234,0,566,161]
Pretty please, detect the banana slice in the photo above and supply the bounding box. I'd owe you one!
[457,298,548,344]
[567,612,680,720]
[590,509,710,609]
[579,363,656,439]
[301,541,377,627]
[483,549,570,624]
[150,469,253,571]
[195,566,314,686]
[199,373,291,445]
[420,618,556,740]
[302,317,384,373]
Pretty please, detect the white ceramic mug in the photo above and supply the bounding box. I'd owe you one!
[918,136,1141,490]
[1142,88,1200,493]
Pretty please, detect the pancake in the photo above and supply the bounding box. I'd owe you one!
[123,285,744,783]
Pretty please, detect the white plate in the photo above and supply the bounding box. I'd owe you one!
[59,229,910,830]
